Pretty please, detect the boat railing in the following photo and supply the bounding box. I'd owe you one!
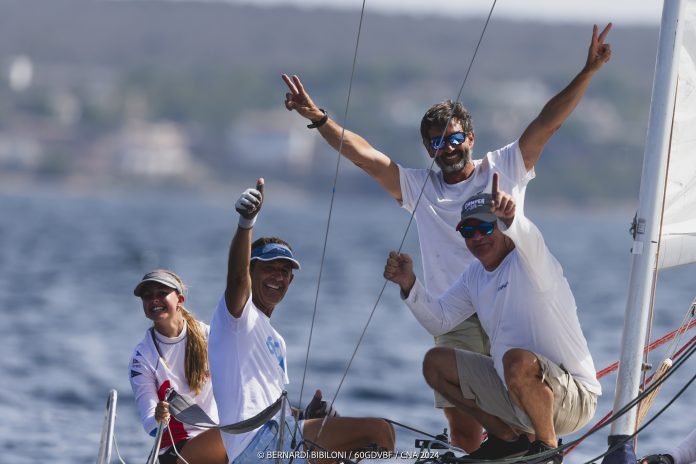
[96,389,118,464]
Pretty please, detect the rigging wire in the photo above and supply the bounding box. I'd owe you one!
[581,369,695,464]
[294,0,369,438]
[564,332,696,455]
[383,330,696,462]
[432,339,696,463]
[112,432,128,464]
[639,91,680,434]
[595,318,696,379]
[316,0,499,442]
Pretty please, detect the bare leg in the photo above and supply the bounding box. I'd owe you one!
[503,349,556,447]
[442,407,484,452]
[423,347,518,441]
[178,429,227,464]
[302,417,395,464]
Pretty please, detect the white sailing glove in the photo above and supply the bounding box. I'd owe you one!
[235,180,264,229]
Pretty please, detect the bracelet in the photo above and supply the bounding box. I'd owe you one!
[307,109,328,129]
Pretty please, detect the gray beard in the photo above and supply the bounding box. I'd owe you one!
[435,147,471,174]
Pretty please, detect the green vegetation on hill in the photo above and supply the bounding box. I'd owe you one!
[0,0,658,202]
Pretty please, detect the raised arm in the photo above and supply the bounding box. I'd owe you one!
[224,178,264,318]
[283,74,402,200]
[519,23,612,171]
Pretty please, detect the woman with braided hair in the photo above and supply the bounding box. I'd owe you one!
[129,269,227,464]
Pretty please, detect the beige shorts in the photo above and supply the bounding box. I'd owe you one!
[454,349,597,436]
[433,314,491,408]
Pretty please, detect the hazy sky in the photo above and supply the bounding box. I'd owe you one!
[230,0,663,24]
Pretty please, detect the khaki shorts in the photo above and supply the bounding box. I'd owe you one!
[433,314,491,408]
[454,349,597,436]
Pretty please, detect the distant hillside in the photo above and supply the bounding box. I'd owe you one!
[0,0,660,202]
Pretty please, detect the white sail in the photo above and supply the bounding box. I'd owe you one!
[659,1,696,269]
[608,0,687,442]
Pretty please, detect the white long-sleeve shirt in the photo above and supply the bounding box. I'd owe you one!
[129,321,218,450]
[671,427,696,464]
[404,214,601,395]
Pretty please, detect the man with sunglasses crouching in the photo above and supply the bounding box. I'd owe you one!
[283,23,612,451]
[384,174,600,463]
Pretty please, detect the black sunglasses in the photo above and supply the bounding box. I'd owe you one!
[458,222,495,239]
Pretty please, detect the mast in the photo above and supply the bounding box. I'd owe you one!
[609,0,686,439]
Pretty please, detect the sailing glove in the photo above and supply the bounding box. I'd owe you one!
[235,187,262,229]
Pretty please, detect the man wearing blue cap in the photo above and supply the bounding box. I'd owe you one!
[208,178,395,463]
[384,174,600,463]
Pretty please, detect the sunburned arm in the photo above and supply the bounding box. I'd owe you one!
[519,23,612,171]
[283,74,401,200]
[224,227,253,318]
[225,180,264,318]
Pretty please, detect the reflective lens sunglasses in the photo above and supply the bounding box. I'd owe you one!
[458,221,495,239]
[429,132,467,150]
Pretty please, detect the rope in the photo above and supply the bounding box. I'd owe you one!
[438,337,696,463]
[664,297,696,357]
[564,304,695,454]
[298,0,368,442]
[581,368,695,464]
[563,330,695,455]
[165,424,191,464]
[112,432,128,464]
[636,299,694,428]
[318,0,499,441]
[637,358,672,425]
[595,318,696,379]
[145,422,165,464]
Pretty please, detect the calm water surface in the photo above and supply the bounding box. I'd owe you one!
[0,189,693,463]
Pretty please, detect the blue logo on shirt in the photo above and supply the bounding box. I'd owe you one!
[266,336,286,372]
[497,281,509,291]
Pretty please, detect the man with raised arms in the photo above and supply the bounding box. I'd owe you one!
[208,178,395,463]
[383,174,601,463]
[283,23,612,452]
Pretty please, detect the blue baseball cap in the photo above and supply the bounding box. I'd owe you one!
[251,243,300,270]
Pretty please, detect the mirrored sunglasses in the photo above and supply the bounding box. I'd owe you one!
[429,132,466,150]
[458,221,495,239]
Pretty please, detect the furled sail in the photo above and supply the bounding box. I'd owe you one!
[659,1,696,269]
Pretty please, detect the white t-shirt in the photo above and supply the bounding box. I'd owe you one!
[399,140,535,296]
[129,320,219,450]
[208,294,290,463]
[671,427,696,464]
[404,214,601,395]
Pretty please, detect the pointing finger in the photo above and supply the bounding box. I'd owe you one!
[491,172,499,201]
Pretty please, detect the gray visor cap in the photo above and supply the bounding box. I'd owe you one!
[133,270,184,297]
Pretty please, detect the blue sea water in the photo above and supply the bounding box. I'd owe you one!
[0,188,693,463]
